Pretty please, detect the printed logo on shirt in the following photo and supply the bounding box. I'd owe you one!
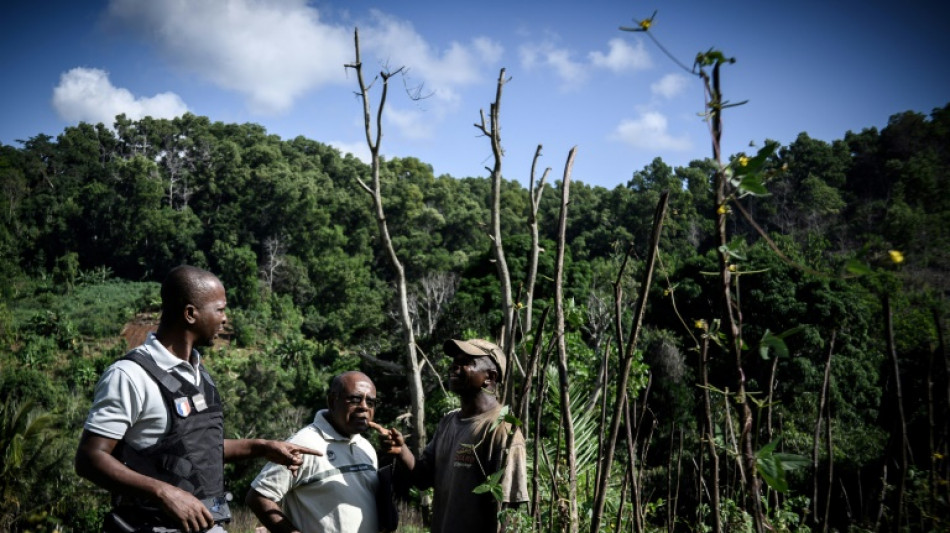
[453,443,477,468]
[174,397,192,417]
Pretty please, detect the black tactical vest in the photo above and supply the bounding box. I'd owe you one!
[111,348,225,524]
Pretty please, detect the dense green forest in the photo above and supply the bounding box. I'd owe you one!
[1,102,948,532]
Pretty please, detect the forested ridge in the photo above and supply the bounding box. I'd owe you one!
[1,103,948,532]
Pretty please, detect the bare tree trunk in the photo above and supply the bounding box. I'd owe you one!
[823,390,834,530]
[532,335,556,523]
[345,28,426,453]
[552,147,579,533]
[525,144,549,334]
[813,330,836,532]
[261,234,286,294]
[767,355,781,514]
[585,290,615,413]
[930,306,946,530]
[723,388,744,497]
[700,333,722,533]
[589,191,670,533]
[667,424,684,532]
[594,336,612,499]
[874,463,887,532]
[625,398,644,533]
[883,294,908,531]
[514,307,550,432]
[615,462,631,532]
[475,68,515,356]
[674,427,684,530]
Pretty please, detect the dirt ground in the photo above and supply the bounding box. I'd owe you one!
[120,313,159,348]
[119,312,233,348]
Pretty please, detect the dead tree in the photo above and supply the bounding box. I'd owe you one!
[590,191,669,533]
[525,144,550,334]
[812,330,836,532]
[883,294,908,531]
[552,147,580,533]
[344,28,426,453]
[475,68,516,357]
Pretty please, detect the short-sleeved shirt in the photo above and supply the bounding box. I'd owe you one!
[415,404,529,533]
[84,333,204,448]
[250,410,379,533]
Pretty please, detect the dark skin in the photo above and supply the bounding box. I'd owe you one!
[245,372,378,533]
[377,353,499,484]
[377,352,523,524]
[75,268,320,533]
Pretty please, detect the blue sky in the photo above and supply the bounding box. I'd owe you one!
[2,0,948,189]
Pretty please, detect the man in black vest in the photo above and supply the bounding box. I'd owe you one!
[76,265,319,533]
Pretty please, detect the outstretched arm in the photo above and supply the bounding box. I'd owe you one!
[224,439,321,476]
[75,429,214,532]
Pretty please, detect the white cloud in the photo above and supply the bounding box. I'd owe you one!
[520,37,650,89]
[589,38,651,73]
[519,41,587,88]
[52,67,188,126]
[328,140,371,164]
[651,73,689,99]
[384,106,435,140]
[104,0,502,140]
[361,11,502,105]
[106,0,351,114]
[610,111,691,151]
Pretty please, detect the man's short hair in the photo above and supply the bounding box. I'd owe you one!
[160,265,220,317]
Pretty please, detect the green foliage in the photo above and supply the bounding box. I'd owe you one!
[755,438,809,493]
[0,399,70,532]
[0,102,947,531]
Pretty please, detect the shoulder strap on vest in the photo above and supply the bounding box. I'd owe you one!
[124,348,183,394]
[199,366,216,389]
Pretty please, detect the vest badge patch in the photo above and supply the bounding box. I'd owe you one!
[192,393,208,412]
[174,396,192,417]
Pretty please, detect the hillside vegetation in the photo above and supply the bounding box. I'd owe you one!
[1,103,948,531]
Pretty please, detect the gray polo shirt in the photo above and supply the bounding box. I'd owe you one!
[84,333,204,449]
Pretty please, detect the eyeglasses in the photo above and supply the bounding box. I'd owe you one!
[342,394,379,409]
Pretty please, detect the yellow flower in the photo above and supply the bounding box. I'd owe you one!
[639,18,652,30]
[694,319,707,330]
[663,289,671,296]
[728,264,737,272]
[717,204,728,215]
[738,156,749,167]
[888,250,904,264]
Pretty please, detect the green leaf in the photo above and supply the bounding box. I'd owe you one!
[759,329,788,360]
[490,405,510,432]
[757,454,788,492]
[845,259,872,276]
[738,175,769,196]
[773,453,811,471]
[718,245,746,261]
[756,437,809,493]
[472,469,505,499]
[776,325,807,339]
